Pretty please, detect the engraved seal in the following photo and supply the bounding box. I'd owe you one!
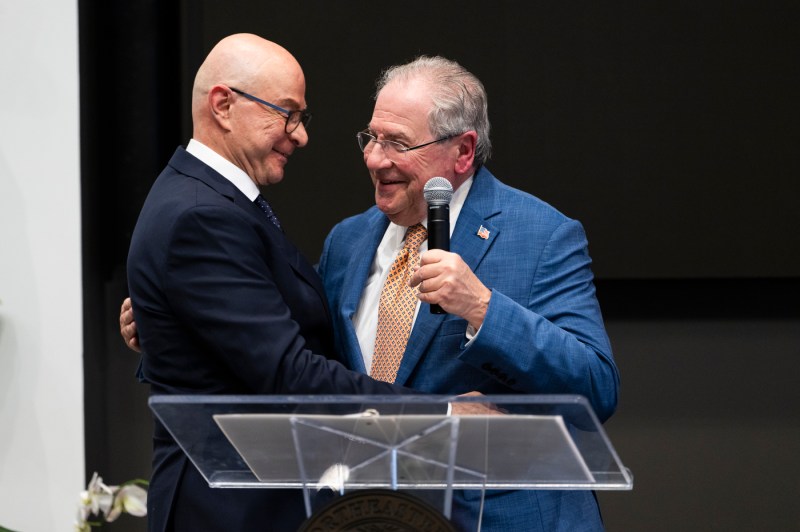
[298,489,457,532]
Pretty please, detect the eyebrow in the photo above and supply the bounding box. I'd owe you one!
[275,97,307,111]
[367,126,411,144]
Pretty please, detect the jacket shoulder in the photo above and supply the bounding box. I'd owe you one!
[475,167,575,227]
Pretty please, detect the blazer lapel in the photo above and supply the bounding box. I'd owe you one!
[244,194,335,327]
[394,169,501,385]
[283,233,333,324]
[173,147,333,323]
[338,212,390,373]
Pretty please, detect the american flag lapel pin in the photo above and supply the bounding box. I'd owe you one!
[476,225,490,239]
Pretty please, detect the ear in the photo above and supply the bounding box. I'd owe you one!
[208,85,234,130]
[453,130,477,175]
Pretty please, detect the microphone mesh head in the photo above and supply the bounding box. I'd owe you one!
[423,177,454,205]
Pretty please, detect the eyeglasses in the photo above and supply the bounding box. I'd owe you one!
[356,130,456,159]
[230,87,312,134]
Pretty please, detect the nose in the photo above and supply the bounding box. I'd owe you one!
[364,142,392,170]
[289,122,309,147]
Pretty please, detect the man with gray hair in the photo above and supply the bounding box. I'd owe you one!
[318,55,619,530]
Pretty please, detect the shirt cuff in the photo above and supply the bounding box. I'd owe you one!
[465,323,481,345]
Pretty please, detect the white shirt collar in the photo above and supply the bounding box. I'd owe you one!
[186,139,261,201]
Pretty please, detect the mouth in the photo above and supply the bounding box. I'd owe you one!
[273,148,290,159]
[377,177,405,186]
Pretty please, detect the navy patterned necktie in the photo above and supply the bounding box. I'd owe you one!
[254,194,282,230]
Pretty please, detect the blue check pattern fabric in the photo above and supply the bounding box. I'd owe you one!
[370,223,427,383]
[254,194,282,230]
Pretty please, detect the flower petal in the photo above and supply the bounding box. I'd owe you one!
[118,484,148,517]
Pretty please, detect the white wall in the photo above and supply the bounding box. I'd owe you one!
[0,1,83,530]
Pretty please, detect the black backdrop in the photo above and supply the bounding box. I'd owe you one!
[177,0,800,279]
[80,2,800,531]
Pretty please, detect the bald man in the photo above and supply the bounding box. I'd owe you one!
[126,34,417,531]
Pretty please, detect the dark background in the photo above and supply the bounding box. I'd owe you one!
[80,1,800,530]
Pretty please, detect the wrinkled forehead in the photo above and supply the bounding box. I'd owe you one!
[370,79,432,139]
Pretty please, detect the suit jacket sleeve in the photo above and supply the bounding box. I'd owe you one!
[161,204,407,396]
[458,218,619,421]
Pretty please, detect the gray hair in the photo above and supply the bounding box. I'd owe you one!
[375,56,492,168]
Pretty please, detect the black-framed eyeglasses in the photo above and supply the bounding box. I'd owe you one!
[230,87,312,134]
[356,130,456,159]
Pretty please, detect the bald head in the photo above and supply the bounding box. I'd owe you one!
[191,33,305,136]
[189,34,309,187]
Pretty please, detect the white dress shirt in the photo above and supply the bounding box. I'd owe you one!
[186,139,260,200]
[354,177,474,373]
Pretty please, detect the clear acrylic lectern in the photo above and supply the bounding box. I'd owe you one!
[150,395,632,531]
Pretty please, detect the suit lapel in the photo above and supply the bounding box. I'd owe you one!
[338,212,390,373]
[395,168,501,385]
[245,202,333,324]
[282,231,333,325]
[172,147,332,323]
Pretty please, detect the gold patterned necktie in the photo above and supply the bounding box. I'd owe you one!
[370,223,428,383]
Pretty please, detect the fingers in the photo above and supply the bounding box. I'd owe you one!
[451,391,505,416]
[119,297,141,353]
[409,249,447,288]
[415,248,448,267]
[119,298,133,328]
[120,307,134,329]
[450,393,505,416]
[450,403,504,416]
[121,320,141,352]
[412,251,491,327]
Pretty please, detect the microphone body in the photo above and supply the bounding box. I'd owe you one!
[423,177,454,314]
[427,204,450,253]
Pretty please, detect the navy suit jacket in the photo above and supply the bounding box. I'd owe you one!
[127,147,409,531]
[319,167,620,531]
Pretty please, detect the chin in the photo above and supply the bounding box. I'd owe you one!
[376,204,399,221]
[385,212,419,227]
[263,169,285,186]
[375,197,393,213]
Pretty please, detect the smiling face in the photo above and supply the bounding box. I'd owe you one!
[226,70,308,187]
[365,78,459,226]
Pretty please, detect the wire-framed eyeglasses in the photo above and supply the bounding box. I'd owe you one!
[230,87,312,133]
[356,130,456,159]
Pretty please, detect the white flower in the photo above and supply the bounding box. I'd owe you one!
[78,472,114,520]
[75,472,148,528]
[106,483,148,522]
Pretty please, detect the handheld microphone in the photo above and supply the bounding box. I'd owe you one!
[423,177,454,314]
